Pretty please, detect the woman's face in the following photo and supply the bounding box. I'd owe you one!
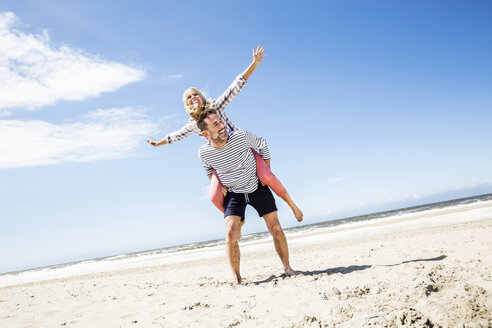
[185,89,204,109]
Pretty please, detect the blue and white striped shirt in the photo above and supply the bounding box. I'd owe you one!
[164,74,247,144]
[198,130,270,194]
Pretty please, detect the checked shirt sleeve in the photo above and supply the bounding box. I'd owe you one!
[164,119,200,144]
[212,74,247,115]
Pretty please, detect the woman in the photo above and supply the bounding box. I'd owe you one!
[147,46,302,222]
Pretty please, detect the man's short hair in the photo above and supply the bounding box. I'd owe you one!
[197,108,218,132]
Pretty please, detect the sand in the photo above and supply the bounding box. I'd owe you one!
[1,201,491,327]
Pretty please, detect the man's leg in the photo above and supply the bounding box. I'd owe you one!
[262,211,297,276]
[225,215,243,285]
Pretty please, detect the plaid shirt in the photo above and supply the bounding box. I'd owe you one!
[164,74,247,144]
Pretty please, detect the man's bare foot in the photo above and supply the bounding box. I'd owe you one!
[232,274,242,286]
[284,267,298,277]
[291,204,303,222]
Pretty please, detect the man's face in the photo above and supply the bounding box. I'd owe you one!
[204,113,228,142]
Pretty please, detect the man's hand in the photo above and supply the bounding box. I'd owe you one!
[221,185,228,197]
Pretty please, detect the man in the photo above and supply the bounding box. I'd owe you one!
[197,108,297,285]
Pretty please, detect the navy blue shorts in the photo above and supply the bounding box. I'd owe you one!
[223,183,278,220]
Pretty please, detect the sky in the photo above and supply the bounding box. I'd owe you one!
[0,0,491,274]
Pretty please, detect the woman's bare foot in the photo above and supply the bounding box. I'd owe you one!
[290,203,303,222]
[280,192,303,222]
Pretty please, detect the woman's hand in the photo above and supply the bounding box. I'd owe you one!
[242,45,266,81]
[147,138,158,146]
[252,45,266,65]
[147,138,168,146]
[221,185,228,197]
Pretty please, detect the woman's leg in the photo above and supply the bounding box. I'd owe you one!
[252,150,303,222]
[210,170,225,213]
[252,150,287,197]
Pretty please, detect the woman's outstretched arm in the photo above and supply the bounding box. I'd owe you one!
[241,45,266,81]
[212,46,266,111]
[147,137,167,146]
[147,120,197,146]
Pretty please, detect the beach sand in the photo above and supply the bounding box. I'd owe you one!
[1,201,491,327]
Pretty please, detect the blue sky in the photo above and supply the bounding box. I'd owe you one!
[1,0,491,274]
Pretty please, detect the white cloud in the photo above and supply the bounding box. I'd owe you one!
[328,176,348,183]
[387,193,421,203]
[161,204,176,211]
[0,12,146,110]
[161,74,184,80]
[0,107,158,169]
[201,185,210,200]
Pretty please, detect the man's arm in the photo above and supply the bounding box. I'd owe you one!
[208,174,227,196]
[200,149,225,197]
[244,130,271,161]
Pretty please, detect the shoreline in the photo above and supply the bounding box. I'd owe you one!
[1,199,491,289]
[4,193,490,279]
[1,201,490,327]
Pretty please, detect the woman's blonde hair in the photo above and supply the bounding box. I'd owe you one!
[182,87,212,121]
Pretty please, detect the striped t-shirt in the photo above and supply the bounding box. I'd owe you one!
[198,130,270,194]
